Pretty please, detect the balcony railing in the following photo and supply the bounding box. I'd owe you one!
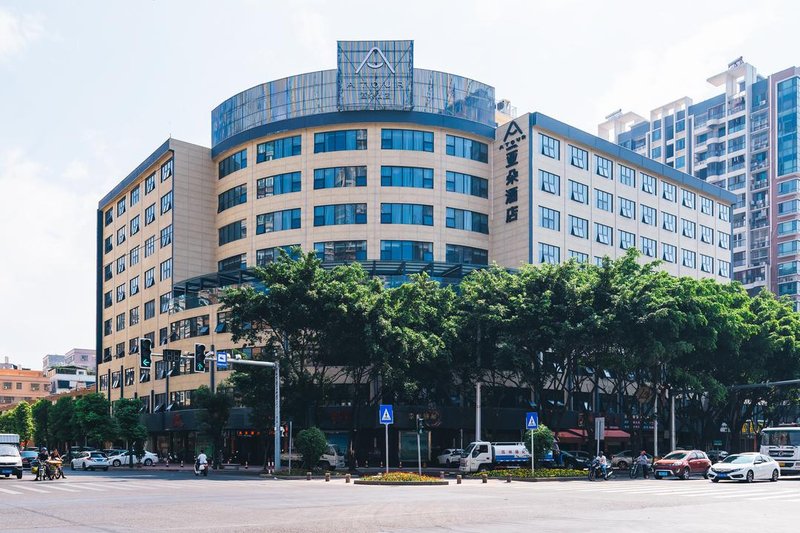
[751,159,769,171]
[751,180,768,191]
[751,121,769,133]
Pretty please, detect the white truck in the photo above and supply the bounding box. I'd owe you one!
[760,425,800,475]
[0,433,23,479]
[459,441,531,473]
[281,443,345,470]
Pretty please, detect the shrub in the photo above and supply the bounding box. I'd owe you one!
[361,472,441,482]
[294,427,328,470]
[473,468,584,479]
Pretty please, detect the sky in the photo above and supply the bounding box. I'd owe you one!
[0,0,797,370]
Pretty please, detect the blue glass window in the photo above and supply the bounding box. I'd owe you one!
[662,213,677,232]
[595,189,613,212]
[256,135,301,162]
[641,205,656,226]
[381,129,433,152]
[314,241,367,262]
[662,243,676,263]
[258,208,302,233]
[595,155,613,179]
[104,208,113,226]
[569,180,588,204]
[445,135,488,163]
[619,230,635,250]
[446,171,488,198]
[218,254,247,272]
[161,159,173,182]
[682,249,696,269]
[539,133,560,159]
[445,208,489,234]
[569,250,588,263]
[380,203,433,226]
[144,236,155,257]
[595,223,613,246]
[539,206,560,231]
[218,149,247,179]
[218,184,247,212]
[314,130,367,153]
[619,165,635,187]
[569,145,588,169]
[641,173,656,195]
[258,172,301,198]
[778,179,799,195]
[539,170,560,195]
[313,166,367,189]
[569,215,588,239]
[381,166,433,189]
[619,197,635,219]
[160,191,173,214]
[130,185,140,206]
[314,204,367,226]
[682,189,696,209]
[145,267,155,288]
[539,243,560,264]
[662,182,676,202]
[145,173,156,195]
[145,204,155,225]
[700,196,714,215]
[446,244,488,265]
[160,258,172,281]
[641,237,656,258]
[257,245,300,266]
[130,215,140,236]
[380,240,433,261]
[160,224,173,248]
[219,220,246,245]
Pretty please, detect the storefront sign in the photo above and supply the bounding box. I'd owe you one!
[498,120,526,223]
[337,40,413,111]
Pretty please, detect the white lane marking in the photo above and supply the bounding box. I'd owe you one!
[0,487,22,495]
[65,483,104,491]
[35,483,79,493]
[80,482,135,490]
[14,484,51,494]
[745,491,799,501]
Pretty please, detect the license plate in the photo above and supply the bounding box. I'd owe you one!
[716,473,727,478]
[657,470,669,477]
[0,469,11,475]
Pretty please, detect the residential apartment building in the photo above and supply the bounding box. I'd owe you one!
[599,58,800,306]
[64,348,95,370]
[0,368,50,407]
[97,40,734,459]
[42,353,66,372]
[46,366,96,395]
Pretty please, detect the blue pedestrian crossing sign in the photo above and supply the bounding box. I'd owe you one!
[379,404,394,425]
[526,412,539,430]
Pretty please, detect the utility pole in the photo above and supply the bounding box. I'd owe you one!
[475,382,482,442]
[653,393,658,457]
[670,392,676,452]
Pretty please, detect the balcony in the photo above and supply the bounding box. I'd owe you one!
[751,179,768,191]
[750,199,768,210]
[728,97,746,115]
[751,159,769,171]
[751,140,769,152]
[751,121,769,133]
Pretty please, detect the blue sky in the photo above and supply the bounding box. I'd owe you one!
[0,0,797,369]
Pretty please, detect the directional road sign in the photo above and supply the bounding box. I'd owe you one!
[379,404,394,425]
[526,412,539,430]
[216,351,228,370]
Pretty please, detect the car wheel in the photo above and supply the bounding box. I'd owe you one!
[771,469,779,482]
[711,477,719,483]
[144,458,153,466]
[16,472,22,480]
[746,470,754,483]
[703,468,709,479]
[617,461,628,470]
[71,463,75,471]
[681,467,690,480]
[82,462,88,471]
[113,459,121,467]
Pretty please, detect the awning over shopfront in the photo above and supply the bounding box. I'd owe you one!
[603,428,631,441]
[555,427,630,444]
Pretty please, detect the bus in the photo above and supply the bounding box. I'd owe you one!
[760,425,800,475]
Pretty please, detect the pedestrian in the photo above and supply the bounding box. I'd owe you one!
[553,437,562,467]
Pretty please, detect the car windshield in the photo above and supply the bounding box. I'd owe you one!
[0,444,18,456]
[721,455,754,464]
[761,430,800,446]
[462,444,475,457]
[663,452,688,460]
[90,453,106,458]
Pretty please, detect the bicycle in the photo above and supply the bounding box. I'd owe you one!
[629,462,650,479]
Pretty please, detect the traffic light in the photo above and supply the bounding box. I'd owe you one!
[194,344,206,372]
[140,339,152,368]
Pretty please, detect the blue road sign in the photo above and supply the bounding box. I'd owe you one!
[216,351,228,370]
[526,412,539,430]
[379,404,394,425]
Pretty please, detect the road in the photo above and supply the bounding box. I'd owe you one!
[1,469,798,532]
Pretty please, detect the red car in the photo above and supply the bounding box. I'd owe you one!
[652,450,711,479]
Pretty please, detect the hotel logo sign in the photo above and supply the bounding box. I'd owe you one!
[499,120,526,223]
[337,40,413,111]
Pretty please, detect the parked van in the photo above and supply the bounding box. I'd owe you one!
[0,434,23,479]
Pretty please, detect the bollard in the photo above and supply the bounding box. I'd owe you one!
[306,472,312,480]
[165,459,169,468]
[345,473,351,483]
[180,461,184,468]
[245,461,248,470]
[380,461,383,468]
[506,473,512,483]
[456,475,462,485]
[365,460,369,468]
[440,471,445,479]
[325,472,331,482]
[481,472,488,484]
[399,461,402,468]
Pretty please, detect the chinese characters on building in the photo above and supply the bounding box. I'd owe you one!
[499,121,525,223]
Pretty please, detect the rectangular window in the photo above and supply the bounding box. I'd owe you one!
[104,291,112,309]
[779,220,800,236]
[160,293,171,314]
[719,204,731,222]
[116,226,126,245]
[161,158,173,181]
[381,166,433,189]
[539,243,560,264]
[445,134,488,163]
[619,197,635,219]
[380,240,434,261]
[700,196,714,215]
[641,237,656,257]
[145,267,155,288]
[778,179,799,195]
[381,129,433,152]
[258,171,302,197]
[701,225,714,244]
[218,254,247,272]
[145,173,156,195]
[104,263,112,282]
[619,165,635,187]
[446,244,489,265]
[778,261,798,277]
[257,245,300,265]
[642,173,656,195]
[446,171,489,198]
[700,254,714,273]
[160,224,173,248]
[104,236,113,254]
[117,197,126,217]
[145,236,155,257]
[160,190,173,215]
[130,215,140,236]
[160,258,172,281]
[682,219,696,239]
[719,233,730,250]
[569,215,588,238]
[313,204,366,227]
[570,180,588,204]
[779,200,799,215]
[595,223,613,246]
[313,241,367,262]
[595,155,613,179]
[129,276,139,296]
[568,250,588,263]
[539,170,560,196]
[116,255,126,275]
[595,189,613,212]
[256,135,301,162]
[145,203,155,225]
[218,184,247,212]
[718,260,731,278]
[619,230,635,250]
[778,241,799,256]
[539,133,560,159]
[314,129,367,153]
[682,189,696,209]
[313,166,367,189]
[662,243,677,263]
[218,220,247,245]
[539,206,560,231]
[651,147,662,158]
[380,203,433,226]
[445,208,489,234]
[641,204,656,226]
[682,249,696,268]
[130,306,140,326]
[104,208,113,226]
[569,145,587,169]
[103,319,112,336]
[144,300,155,320]
[218,149,247,179]
[116,313,125,332]
[662,182,676,202]
[258,208,302,232]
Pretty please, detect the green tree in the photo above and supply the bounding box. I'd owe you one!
[31,399,51,448]
[294,427,328,470]
[193,385,233,467]
[0,408,16,433]
[523,424,555,464]
[48,397,76,453]
[13,401,34,446]
[113,398,147,468]
[74,393,116,448]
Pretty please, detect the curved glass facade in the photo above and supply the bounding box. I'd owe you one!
[211,69,495,148]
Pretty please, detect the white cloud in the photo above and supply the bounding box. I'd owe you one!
[0,8,43,62]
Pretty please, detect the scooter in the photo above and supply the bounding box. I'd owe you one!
[586,458,612,481]
[194,461,208,477]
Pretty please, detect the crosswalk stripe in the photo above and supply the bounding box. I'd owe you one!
[14,485,50,494]
[745,491,798,501]
[81,482,135,490]
[0,487,22,495]
[66,484,104,491]
[36,484,79,493]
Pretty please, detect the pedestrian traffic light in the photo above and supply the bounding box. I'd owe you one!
[194,343,206,372]
[140,339,152,368]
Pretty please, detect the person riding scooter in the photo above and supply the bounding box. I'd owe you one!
[36,448,49,481]
[194,449,208,476]
[635,450,651,479]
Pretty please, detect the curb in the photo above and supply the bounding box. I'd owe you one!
[353,480,449,486]
[467,476,585,482]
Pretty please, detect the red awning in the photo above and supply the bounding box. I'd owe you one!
[556,429,587,443]
[603,429,631,440]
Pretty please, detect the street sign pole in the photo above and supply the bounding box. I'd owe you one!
[379,405,394,474]
[526,412,538,475]
[385,422,389,474]
[595,417,605,457]
[416,416,422,477]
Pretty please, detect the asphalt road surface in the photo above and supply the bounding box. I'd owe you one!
[1,469,798,532]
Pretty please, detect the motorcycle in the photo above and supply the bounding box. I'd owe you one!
[31,459,62,481]
[587,458,612,481]
[194,462,208,477]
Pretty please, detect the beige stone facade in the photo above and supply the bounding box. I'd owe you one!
[0,369,50,408]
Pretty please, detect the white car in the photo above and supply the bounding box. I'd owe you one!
[71,451,110,471]
[107,450,158,467]
[437,449,463,467]
[708,452,780,483]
